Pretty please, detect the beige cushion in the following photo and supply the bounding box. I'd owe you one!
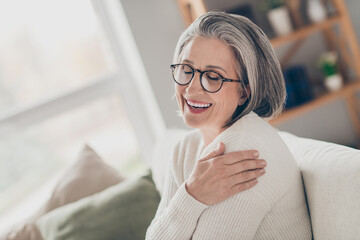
[36,171,159,240]
[1,145,124,240]
[151,129,360,239]
[279,131,360,240]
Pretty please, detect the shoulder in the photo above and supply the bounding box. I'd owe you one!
[236,113,295,168]
[222,112,302,203]
[222,112,283,150]
[237,111,278,139]
[217,112,279,151]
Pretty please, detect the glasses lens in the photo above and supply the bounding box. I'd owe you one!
[172,64,193,85]
[202,71,222,92]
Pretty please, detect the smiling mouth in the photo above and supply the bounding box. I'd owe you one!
[185,99,212,109]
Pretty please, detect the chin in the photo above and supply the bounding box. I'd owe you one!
[182,114,205,129]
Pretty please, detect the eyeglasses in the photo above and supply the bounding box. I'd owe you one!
[170,63,242,93]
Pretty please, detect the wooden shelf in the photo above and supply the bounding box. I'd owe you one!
[270,80,360,126]
[176,0,360,141]
[270,16,341,47]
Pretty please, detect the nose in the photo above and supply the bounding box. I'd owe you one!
[186,71,204,95]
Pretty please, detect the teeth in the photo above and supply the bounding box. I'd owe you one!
[187,100,211,108]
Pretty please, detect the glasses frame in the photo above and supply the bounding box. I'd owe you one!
[170,63,242,93]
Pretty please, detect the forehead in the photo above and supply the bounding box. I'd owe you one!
[180,36,237,70]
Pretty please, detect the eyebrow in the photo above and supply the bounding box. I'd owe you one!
[183,59,228,74]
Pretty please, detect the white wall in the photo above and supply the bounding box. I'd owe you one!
[120,0,360,146]
[120,0,186,129]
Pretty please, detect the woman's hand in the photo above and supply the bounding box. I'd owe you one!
[185,142,266,205]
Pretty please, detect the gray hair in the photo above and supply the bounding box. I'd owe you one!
[173,11,286,127]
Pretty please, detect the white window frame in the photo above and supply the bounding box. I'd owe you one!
[0,0,166,165]
[91,0,166,164]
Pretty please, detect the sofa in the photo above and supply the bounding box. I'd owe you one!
[151,129,360,240]
[2,129,359,240]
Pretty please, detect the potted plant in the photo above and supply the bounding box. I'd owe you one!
[264,0,294,36]
[318,51,343,92]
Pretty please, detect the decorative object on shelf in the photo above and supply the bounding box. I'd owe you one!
[318,51,343,92]
[307,0,327,23]
[283,65,313,109]
[265,0,294,36]
[176,0,360,139]
[285,0,304,28]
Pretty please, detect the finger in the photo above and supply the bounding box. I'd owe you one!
[229,168,265,186]
[199,142,225,162]
[226,159,266,176]
[221,150,260,165]
[230,178,258,195]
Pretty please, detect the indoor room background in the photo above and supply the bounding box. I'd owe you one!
[1,0,359,235]
[121,0,360,147]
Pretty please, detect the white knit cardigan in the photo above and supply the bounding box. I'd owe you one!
[146,112,312,239]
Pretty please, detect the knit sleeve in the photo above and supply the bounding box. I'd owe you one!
[189,140,276,239]
[192,191,271,239]
[189,116,308,239]
[145,164,209,240]
[190,132,273,239]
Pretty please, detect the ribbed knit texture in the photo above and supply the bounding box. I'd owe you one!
[146,112,312,239]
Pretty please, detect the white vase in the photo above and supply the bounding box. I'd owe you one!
[307,0,327,23]
[267,6,293,36]
[324,74,343,92]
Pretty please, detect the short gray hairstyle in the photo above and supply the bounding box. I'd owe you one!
[173,11,286,127]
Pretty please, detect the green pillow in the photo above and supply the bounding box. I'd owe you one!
[36,171,160,240]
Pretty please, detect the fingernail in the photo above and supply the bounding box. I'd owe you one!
[253,151,259,157]
[261,160,266,166]
[260,169,265,173]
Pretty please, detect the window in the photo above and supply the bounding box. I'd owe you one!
[0,0,164,231]
[0,0,114,114]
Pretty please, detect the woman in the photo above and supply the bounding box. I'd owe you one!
[146,11,312,239]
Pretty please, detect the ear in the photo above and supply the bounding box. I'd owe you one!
[238,84,250,105]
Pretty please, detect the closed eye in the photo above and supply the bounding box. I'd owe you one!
[205,71,221,81]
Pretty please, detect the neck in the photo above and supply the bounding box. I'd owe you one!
[200,126,228,147]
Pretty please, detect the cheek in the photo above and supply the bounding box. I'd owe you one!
[212,91,231,107]
[175,85,185,110]
[213,88,240,113]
